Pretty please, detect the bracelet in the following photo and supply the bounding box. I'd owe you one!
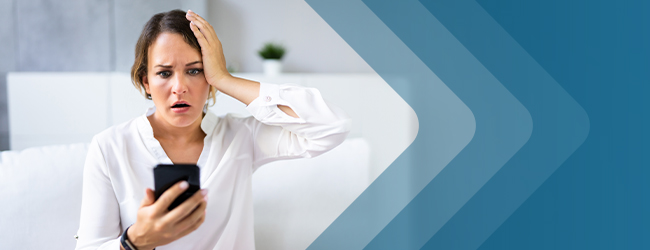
[121,225,139,250]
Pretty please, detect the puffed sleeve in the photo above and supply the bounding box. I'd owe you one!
[75,137,122,250]
[246,82,352,170]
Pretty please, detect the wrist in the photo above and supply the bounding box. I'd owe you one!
[126,224,155,250]
[208,73,233,90]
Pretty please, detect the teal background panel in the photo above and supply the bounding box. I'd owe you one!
[361,0,589,249]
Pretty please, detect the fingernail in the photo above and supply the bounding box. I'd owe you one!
[201,189,208,196]
[180,181,189,190]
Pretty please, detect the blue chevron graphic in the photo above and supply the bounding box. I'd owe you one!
[302,0,650,249]
[305,0,538,249]
[305,0,590,249]
[419,0,593,248]
[470,1,650,249]
[358,0,590,249]
[302,0,477,248]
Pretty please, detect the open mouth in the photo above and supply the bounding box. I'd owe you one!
[171,102,191,113]
[171,103,190,108]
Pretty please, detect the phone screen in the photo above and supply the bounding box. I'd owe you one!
[153,164,201,210]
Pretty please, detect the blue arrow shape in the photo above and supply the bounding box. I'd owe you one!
[305,0,534,249]
[358,0,590,249]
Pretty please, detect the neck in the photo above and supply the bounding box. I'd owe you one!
[147,111,206,143]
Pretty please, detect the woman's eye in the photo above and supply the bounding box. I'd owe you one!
[157,71,171,78]
[188,69,203,75]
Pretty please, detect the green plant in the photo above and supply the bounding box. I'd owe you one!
[258,42,286,60]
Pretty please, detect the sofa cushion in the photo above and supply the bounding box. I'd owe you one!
[0,143,88,249]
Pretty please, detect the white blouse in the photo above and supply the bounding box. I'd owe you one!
[74,82,351,250]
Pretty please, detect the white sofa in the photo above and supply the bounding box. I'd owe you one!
[0,138,369,250]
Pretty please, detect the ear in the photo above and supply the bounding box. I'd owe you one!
[142,75,151,95]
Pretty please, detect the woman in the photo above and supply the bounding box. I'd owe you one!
[75,9,350,250]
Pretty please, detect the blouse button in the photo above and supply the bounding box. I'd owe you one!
[265,96,272,102]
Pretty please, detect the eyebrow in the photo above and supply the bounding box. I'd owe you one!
[154,61,203,68]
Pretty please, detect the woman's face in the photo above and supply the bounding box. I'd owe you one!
[143,32,209,128]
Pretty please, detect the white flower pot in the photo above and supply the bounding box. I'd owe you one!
[263,59,282,77]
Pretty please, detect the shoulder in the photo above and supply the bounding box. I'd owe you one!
[92,116,142,148]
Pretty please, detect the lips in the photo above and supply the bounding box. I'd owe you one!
[171,101,191,113]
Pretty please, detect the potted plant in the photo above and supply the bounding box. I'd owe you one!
[258,42,286,76]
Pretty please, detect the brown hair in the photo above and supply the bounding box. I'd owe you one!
[131,9,216,106]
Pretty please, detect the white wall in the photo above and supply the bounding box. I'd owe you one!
[207,0,375,73]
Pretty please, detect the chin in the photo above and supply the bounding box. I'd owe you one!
[166,111,202,128]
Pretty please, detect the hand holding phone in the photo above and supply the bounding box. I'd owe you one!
[125,164,207,250]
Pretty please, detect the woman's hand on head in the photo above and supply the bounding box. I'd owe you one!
[186,9,262,106]
[186,10,231,89]
[127,181,208,250]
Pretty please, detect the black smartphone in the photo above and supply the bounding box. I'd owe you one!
[153,164,201,211]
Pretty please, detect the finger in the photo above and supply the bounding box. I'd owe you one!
[176,214,205,240]
[140,188,155,207]
[189,21,210,48]
[155,181,189,212]
[187,10,213,30]
[162,189,207,224]
[185,11,208,35]
[175,202,207,237]
[188,18,214,45]
[186,11,219,43]
[175,198,206,232]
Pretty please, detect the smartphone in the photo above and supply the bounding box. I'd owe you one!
[153,164,201,211]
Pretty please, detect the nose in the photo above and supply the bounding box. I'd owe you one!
[171,74,188,95]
